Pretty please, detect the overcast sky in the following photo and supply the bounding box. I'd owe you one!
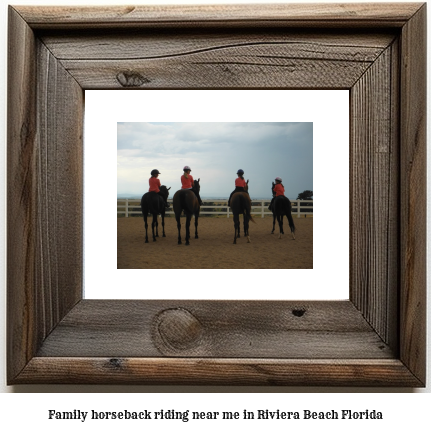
[117,122,312,199]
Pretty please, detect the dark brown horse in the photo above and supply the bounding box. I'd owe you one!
[230,181,256,244]
[140,185,171,243]
[173,179,200,245]
[272,195,296,240]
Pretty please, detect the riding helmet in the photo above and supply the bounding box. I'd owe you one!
[275,177,282,182]
[237,169,244,175]
[183,166,191,171]
[151,169,161,175]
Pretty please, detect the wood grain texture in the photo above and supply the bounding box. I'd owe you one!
[40,31,395,60]
[35,40,84,333]
[15,358,422,386]
[7,7,83,382]
[36,300,394,359]
[350,44,399,348]
[46,30,394,89]
[7,6,38,381]
[7,3,426,386]
[47,31,394,89]
[399,3,427,384]
[15,3,424,28]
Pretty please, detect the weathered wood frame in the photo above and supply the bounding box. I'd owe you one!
[7,3,426,386]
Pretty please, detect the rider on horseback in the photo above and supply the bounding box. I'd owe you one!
[228,169,249,207]
[268,177,286,211]
[149,169,170,209]
[181,166,203,205]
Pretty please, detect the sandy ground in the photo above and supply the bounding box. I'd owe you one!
[118,215,312,269]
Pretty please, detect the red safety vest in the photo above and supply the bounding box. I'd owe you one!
[273,183,285,197]
[149,177,161,193]
[181,174,194,189]
[235,177,247,188]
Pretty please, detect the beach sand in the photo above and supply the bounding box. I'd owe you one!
[118,215,313,269]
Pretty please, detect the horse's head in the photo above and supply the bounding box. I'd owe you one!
[271,182,276,196]
[244,179,249,193]
[159,185,171,199]
[194,178,200,193]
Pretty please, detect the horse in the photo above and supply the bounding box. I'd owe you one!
[173,179,201,245]
[230,180,256,244]
[140,185,171,243]
[271,194,296,240]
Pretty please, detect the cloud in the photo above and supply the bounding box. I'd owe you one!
[117,122,312,198]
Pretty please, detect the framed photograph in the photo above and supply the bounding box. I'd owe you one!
[85,90,349,301]
[7,3,426,386]
[114,119,315,270]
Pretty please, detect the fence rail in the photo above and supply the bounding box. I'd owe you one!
[117,199,313,218]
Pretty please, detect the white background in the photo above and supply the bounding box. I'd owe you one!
[85,90,349,300]
[0,0,430,427]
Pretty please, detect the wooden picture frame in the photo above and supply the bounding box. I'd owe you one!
[7,3,426,386]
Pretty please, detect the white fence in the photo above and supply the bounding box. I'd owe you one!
[118,199,313,218]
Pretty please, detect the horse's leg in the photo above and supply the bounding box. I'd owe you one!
[161,213,166,237]
[185,213,191,245]
[194,213,199,239]
[155,213,159,237]
[151,213,157,241]
[286,209,296,240]
[244,214,251,243]
[277,214,284,239]
[271,212,276,234]
[144,214,149,243]
[233,213,239,244]
[176,214,182,245]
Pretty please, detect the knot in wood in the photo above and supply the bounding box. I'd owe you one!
[116,71,150,87]
[292,308,306,317]
[108,358,123,369]
[155,308,203,351]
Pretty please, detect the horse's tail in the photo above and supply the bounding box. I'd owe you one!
[146,192,163,215]
[141,193,152,215]
[286,211,295,233]
[180,190,187,210]
[173,189,195,216]
[285,200,296,233]
[245,199,257,224]
[173,190,186,217]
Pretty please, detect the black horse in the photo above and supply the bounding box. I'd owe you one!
[230,181,256,244]
[173,179,201,245]
[271,194,296,240]
[140,185,171,243]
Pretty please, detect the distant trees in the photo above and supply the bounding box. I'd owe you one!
[297,190,313,200]
[296,190,313,214]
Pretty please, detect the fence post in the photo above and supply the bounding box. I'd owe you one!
[227,205,229,218]
[297,200,300,218]
[125,199,129,217]
[261,200,264,218]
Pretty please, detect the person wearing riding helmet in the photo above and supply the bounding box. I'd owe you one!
[149,169,170,208]
[181,166,203,205]
[228,169,249,207]
[268,176,286,211]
